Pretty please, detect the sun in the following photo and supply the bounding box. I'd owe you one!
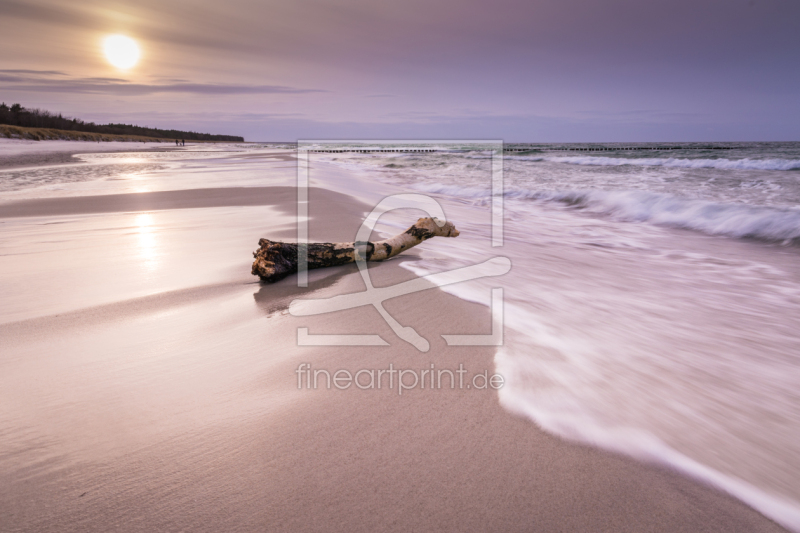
[103,35,140,70]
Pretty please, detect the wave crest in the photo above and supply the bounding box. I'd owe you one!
[414,182,800,243]
[539,156,800,171]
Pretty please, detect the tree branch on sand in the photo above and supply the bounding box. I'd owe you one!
[251,217,460,283]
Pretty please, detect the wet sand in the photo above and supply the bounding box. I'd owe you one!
[0,187,306,217]
[0,139,180,170]
[0,150,788,531]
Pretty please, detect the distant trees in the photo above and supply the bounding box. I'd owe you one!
[0,103,244,142]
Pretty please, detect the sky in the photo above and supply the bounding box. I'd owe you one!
[1,0,798,142]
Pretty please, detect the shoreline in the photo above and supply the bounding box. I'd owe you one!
[0,138,184,171]
[0,145,789,531]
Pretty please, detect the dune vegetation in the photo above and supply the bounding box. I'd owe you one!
[0,102,243,142]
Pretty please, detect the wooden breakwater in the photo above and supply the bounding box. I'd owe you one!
[305,146,736,153]
[505,146,737,152]
[307,149,437,153]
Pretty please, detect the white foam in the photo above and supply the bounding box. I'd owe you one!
[495,360,800,533]
[533,189,800,242]
[403,253,800,532]
[542,155,800,171]
[336,148,800,531]
[413,182,800,243]
[412,182,492,199]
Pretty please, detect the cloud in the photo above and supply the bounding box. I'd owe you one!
[0,69,70,83]
[3,0,799,141]
[0,69,67,76]
[2,72,326,96]
[227,112,798,143]
[577,109,712,122]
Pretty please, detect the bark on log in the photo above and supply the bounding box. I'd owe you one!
[251,217,459,283]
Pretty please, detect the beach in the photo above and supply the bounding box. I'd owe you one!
[0,140,792,532]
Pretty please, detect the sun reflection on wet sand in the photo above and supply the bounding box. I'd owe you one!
[134,213,158,270]
[118,157,148,165]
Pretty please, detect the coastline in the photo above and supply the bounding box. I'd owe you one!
[0,142,789,532]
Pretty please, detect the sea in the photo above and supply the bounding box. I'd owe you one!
[306,141,800,531]
[2,140,799,530]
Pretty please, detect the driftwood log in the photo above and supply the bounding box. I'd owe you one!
[252,217,459,283]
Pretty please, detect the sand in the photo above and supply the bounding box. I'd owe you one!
[0,187,306,217]
[0,139,180,170]
[0,144,788,532]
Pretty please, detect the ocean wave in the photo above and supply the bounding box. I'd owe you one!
[534,190,800,242]
[541,156,800,171]
[412,182,493,199]
[503,155,545,162]
[402,252,800,532]
[495,346,800,533]
[414,182,800,243]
